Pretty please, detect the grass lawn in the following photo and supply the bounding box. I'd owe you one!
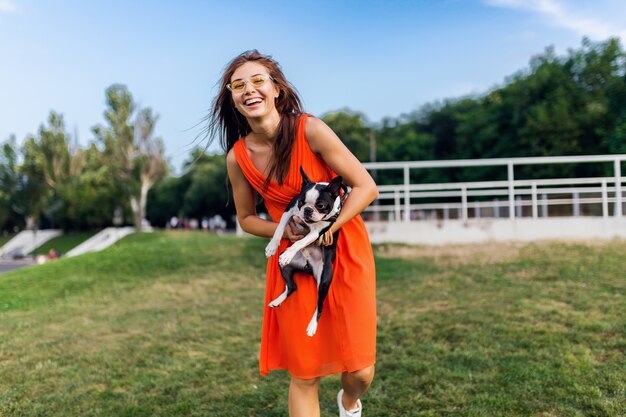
[29,232,97,256]
[0,233,15,248]
[0,232,624,416]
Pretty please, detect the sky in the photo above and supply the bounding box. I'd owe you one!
[1,0,626,174]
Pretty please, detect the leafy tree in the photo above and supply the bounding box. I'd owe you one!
[322,110,372,162]
[93,85,167,231]
[0,136,19,230]
[375,37,626,184]
[129,108,168,229]
[182,150,233,224]
[60,143,123,230]
[22,111,73,228]
[146,149,235,228]
[23,112,71,191]
[14,134,51,230]
[18,111,117,231]
[146,174,189,228]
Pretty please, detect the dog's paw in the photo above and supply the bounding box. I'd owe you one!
[268,289,288,308]
[278,251,294,267]
[306,318,318,337]
[265,240,279,258]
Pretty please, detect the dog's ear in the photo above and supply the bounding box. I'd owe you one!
[300,166,312,187]
[327,176,343,197]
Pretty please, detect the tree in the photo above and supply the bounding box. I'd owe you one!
[322,110,372,162]
[60,143,123,230]
[23,112,71,191]
[182,150,234,224]
[0,136,19,230]
[14,133,51,231]
[93,85,167,231]
[21,111,75,228]
[146,149,236,228]
[146,174,189,228]
[130,108,168,229]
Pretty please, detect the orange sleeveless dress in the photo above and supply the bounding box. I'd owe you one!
[233,114,377,379]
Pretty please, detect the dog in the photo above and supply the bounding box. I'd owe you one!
[265,167,347,337]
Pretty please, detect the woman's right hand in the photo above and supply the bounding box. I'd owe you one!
[283,216,309,242]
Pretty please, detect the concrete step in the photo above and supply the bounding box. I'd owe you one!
[0,230,63,259]
[66,227,136,257]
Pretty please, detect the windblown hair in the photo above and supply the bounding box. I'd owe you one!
[207,50,304,186]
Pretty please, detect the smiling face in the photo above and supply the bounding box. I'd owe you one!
[230,61,280,120]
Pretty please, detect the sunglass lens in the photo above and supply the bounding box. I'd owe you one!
[230,81,245,91]
[250,76,266,87]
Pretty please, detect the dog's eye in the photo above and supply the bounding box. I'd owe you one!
[315,202,327,210]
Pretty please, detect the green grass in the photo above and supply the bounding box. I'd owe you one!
[0,232,624,416]
[0,233,15,247]
[29,232,96,256]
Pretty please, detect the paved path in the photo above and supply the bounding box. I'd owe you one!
[0,259,36,275]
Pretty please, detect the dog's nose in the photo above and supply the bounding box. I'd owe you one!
[304,207,313,216]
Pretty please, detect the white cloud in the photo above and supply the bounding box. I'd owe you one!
[485,0,626,41]
[0,0,18,13]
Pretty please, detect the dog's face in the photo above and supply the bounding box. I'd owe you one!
[296,167,343,224]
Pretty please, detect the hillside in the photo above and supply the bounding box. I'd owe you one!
[0,232,624,416]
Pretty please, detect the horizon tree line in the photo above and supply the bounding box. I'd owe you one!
[2,37,625,233]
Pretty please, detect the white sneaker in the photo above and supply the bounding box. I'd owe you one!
[337,389,362,417]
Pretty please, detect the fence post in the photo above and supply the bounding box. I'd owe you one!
[494,199,500,218]
[394,190,401,222]
[461,186,468,222]
[541,193,548,217]
[404,166,410,222]
[615,159,622,217]
[602,179,609,219]
[573,192,580,216]
[531,182,538,219]
[508,161,515,219]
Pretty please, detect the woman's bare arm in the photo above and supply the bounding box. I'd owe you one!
[305,117,379,234]
[226,149,304,241]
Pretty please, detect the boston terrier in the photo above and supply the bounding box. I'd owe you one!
[265,167,347,337]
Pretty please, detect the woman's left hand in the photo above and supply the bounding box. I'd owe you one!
[316,229,334,246]
[283,216,309,242]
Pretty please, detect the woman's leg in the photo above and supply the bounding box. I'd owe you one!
[289,376,321,417]
[340,365,375,411]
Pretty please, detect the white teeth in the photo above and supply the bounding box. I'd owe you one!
[244,98,262,105]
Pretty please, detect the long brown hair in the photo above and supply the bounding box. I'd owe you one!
[207,50,304,186]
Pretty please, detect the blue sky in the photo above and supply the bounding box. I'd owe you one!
[1,0,625,173]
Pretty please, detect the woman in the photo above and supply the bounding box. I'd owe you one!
[209,50,377,417]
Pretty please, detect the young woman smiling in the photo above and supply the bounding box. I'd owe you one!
[208,50,378,417]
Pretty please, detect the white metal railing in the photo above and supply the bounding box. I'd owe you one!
[362,154,626,222]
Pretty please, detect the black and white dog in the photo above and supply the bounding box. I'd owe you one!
[265,167,347,337]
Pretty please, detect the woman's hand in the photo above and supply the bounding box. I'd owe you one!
[304,117,379,234]
[282,216,309,242]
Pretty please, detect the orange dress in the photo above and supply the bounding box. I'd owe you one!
[233,114,376,379]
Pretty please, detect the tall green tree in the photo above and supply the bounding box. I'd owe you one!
[182,150,233,224]
[60,143,122,230]
[376,37,626,184]
[146,149,235,228]
[22,111,74,228]
[15,128,55,230]
[322,110,372,162]
[23,112,71,191]
[0,136,19,230]
[129,108,168,229]
[93,85,167,231]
